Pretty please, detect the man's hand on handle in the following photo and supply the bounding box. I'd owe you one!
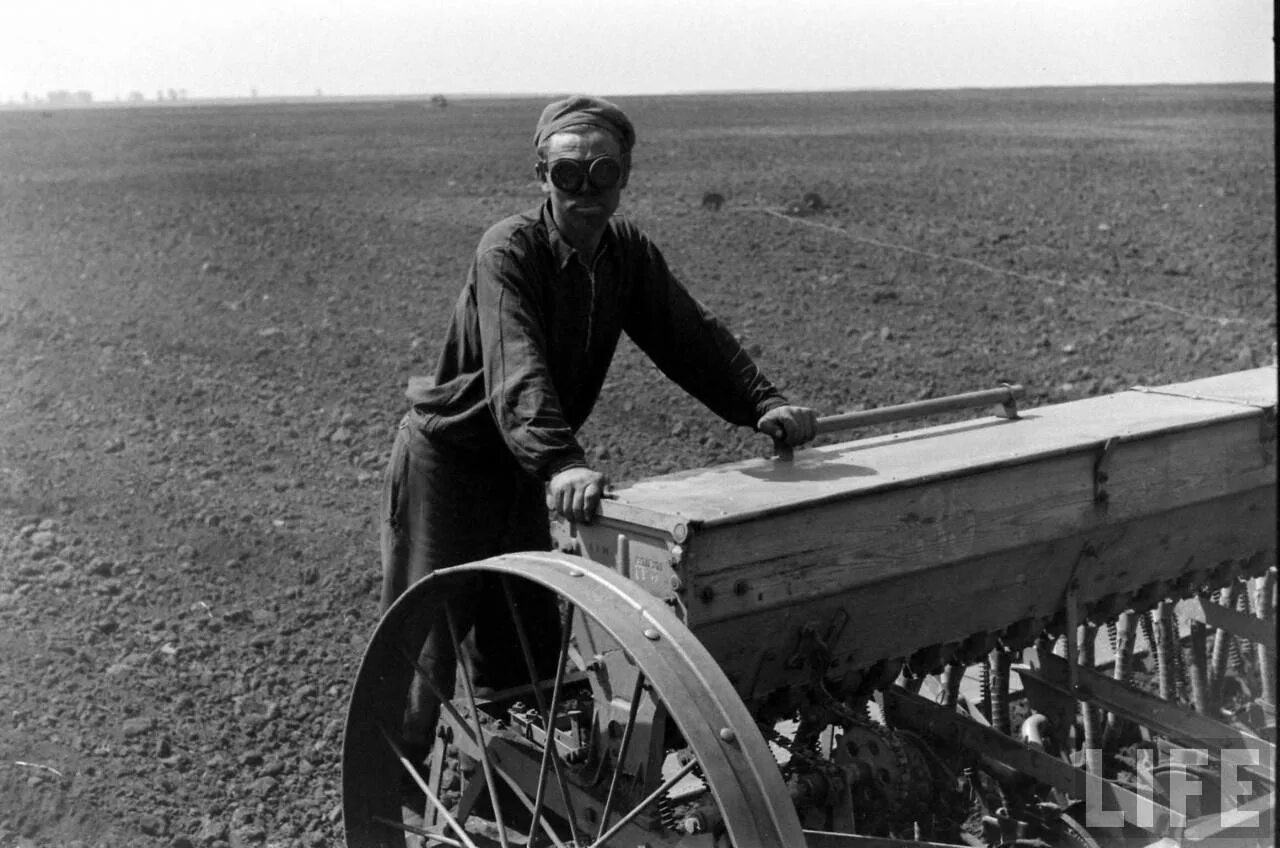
[548,466,609,524]
[757,405,818,447]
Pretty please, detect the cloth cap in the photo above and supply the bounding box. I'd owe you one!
[533,95,636,155]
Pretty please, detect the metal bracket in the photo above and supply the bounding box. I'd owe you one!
[996,381,1020,419]
[772,436,794,463]
[1092,437,1116,505]
[1065,579,1084,695]
[1062,543,1099,696]
[822,608,850,654]
[785,622,835,687]
[1261,407,1277,464]
[614,533,630,579]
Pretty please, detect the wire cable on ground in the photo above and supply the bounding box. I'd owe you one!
[750,207,1260,328]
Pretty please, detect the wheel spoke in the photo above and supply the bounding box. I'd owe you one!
[488,764,570,848]
[501,576,580,844]
[391,624,569,841]
[445,605,511,848]
[378,724,481,848]
[596,671,647,841]
[370,815,466,847]
[529,602,577,845]
[587,756,700,848]
[392,642,478,751]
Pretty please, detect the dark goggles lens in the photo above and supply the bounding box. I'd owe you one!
[546,156,623,193]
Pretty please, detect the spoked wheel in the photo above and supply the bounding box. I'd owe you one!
[343,552,804,848]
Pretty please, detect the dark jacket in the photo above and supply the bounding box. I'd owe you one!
[406,202,786,478]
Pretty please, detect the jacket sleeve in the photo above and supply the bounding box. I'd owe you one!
[622,233,788,428]
[474,245,587,479]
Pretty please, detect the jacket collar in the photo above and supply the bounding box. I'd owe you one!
[541,201,615,270]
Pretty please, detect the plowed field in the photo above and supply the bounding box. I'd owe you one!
[0,86,1274,847]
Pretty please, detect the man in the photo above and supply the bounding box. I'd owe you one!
[381,94,816,756]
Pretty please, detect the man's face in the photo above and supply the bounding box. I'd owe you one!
[539,128,625,238]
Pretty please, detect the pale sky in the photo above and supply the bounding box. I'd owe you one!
[2,0,1273,103]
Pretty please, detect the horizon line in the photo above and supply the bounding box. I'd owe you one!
[3,79,1272,110]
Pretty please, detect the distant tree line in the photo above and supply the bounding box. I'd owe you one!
[43,90,94,105]
[125,89,187,104]
[12,89,190,107]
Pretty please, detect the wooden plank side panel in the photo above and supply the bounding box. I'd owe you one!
[691,487,1276,703]
[683,414,1272,628]
[684,451,1097,625]
[1103,415,1271,516]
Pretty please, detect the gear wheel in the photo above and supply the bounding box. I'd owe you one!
[832,719,914,810]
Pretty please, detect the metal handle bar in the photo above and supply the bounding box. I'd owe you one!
[772,383,1024,460]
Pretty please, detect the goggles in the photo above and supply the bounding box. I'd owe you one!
[539,155,624,193]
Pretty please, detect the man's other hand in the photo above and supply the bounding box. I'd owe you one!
[547,466,609,524]
[757,405,818,447]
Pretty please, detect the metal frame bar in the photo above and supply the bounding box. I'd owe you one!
[880,686,1183,835]
[773,383,1024,459]
[1176,595,1277,649]
[801,831,971,848]
[1018,649,1275,782]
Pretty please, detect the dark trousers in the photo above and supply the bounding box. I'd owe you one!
[380,410,560,748]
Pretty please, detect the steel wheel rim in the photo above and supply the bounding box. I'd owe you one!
[342,551,804,848]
